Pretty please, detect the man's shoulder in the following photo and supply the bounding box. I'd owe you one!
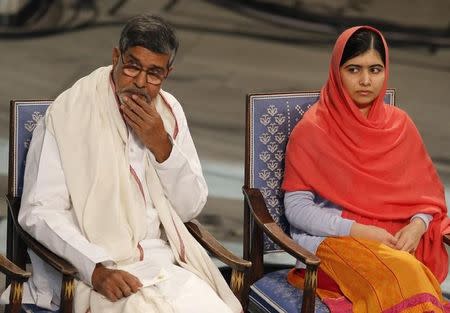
[47,65,112,128]
[56,66,112,99]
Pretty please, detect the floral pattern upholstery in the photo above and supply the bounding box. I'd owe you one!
[11,101,51,198]
[249,269,329,313]
[248,91,321,252]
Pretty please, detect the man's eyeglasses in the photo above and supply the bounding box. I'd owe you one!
[120,53,167,85]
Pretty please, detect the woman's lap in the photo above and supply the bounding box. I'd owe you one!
[317,237,446,312]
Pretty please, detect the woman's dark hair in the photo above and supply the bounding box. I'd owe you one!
[119,14,179,67]
[340,28,386,66]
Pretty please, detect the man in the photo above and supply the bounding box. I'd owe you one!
[12,14,241,313]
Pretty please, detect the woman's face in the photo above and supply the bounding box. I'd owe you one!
[339,49,385,112]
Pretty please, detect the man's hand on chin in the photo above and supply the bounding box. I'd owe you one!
[92,263,143,302]
[120,94,172,162]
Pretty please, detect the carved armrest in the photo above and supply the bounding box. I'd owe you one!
[242,186,320,268]
[17,227,78,277]
[6,196,78,277]
[185,219,251,271]
[0,255,30,282]
[0,254,31,312]
[186,219,251,306]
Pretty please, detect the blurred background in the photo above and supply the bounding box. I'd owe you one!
[0,0,449,299]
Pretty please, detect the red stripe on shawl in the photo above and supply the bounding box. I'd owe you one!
[137,242,144,261]
[130,166,146,262]
[129,165,146,202]
[282,26,450,281]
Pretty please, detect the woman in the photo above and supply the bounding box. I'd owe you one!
[282,26,450,312]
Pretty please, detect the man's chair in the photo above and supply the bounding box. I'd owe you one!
[4,99,251,313]
[242,90,402,313]
[0,255,30,313]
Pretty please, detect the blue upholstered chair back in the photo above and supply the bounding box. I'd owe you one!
[9,100,52,198]
[245,90,395,253]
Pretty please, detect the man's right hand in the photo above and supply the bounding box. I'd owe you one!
[92,264,143,302]
[350,222,398,248]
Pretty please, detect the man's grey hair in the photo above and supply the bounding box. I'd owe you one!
[119,14,179,67]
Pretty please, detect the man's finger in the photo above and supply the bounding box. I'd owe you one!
[119,284,132,297]
[113,274,134,299]
[123,111,142,132]
[131,94,154,114]
[131,94,159,116]
[105,287,120,302]
[123,272,143,293]
[121,102,145,125]
[113,286,125,300]
[126,96,149,118]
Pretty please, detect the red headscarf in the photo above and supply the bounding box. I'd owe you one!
[282,26,450,282]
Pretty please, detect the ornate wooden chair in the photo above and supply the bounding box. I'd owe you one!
[4,99,251,312]
[242,90,397,313]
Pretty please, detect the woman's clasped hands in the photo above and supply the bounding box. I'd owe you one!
[350,218,426,254]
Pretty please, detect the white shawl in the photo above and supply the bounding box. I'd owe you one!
[45,66,242,313]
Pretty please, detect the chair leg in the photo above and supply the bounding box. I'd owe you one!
[248,214,264,285]
[230,268,250,310]
[6,213,13,288]
[243,201,250,261]
[13,235,27,271]
[300,264,318,313]
[60,274,75,313]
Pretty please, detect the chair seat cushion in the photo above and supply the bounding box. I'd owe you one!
[249,269,329,313]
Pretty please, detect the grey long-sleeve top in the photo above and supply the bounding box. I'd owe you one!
[284,191,432,268]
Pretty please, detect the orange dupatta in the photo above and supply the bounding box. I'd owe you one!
[282,26,450,282]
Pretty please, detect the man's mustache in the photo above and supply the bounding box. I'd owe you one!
[118,88,151,104]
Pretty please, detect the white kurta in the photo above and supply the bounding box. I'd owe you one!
[3,82,232,311]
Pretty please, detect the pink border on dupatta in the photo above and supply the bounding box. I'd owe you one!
[383,293,450,313]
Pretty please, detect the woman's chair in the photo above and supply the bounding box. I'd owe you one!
[4,99,251,313]
[242,90,403,313]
